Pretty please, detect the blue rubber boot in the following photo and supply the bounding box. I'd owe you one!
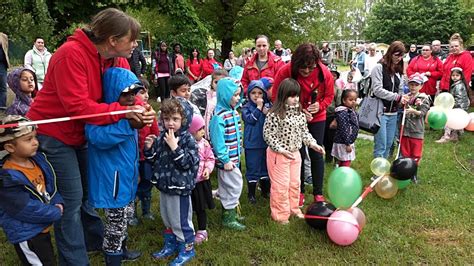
[104,252,122,266]
[169,242,195,266]
[152,230,178,260]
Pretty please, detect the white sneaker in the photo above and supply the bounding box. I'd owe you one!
[156,97,161,103]
[212,189,220,199]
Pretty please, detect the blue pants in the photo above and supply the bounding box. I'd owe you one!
[0,66,7,109]
[244,148,268,183]
[373,114,398,158]
[160,193,194,243]
[38,135,104,266]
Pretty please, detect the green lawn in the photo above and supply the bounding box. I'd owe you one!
[1,126,473,264]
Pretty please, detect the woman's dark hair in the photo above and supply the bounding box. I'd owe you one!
[291,43,323,81]
[189,48,200,63]
[85,8,140,44]
[255,35,269,44]
[449,68,468,89]
[158,41,167,52]
[206,48,214,59]
[21,69,38,98]
[269,78,301,119]
[340,89,358,107]
[381,41,405,75]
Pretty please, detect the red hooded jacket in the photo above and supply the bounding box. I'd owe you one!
[241,52,284,95]
[439,50,472,91]
[406,55,443,95]
[27,29,130,146]
[272,62,335,123]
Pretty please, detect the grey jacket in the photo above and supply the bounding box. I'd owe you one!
[403,93,431,139]
[450,80,470,111]
[371,63,403,113]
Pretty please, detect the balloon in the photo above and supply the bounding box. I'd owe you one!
[397,179,411,189]
[434,92,455,110]
[390,158,417,180]
[347,207,366,230]
[374,175,398,199]
[327,211,360,246]
[370,158,391,176]
[305,201,336,230]
[465,113,474,131]
[427,107,447,129]
[328,167,363,209]
[446,108,471,130]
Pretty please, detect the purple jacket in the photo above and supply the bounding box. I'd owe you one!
[6,68,36,116]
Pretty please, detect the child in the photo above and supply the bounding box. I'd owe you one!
[263,78,324,225]
[401,73,431,182]
[436,67,470,143]
[331,89,359,167]
[343,71,356,90]
[242,79,271,204]
[6,68,37,116]
[130,77,159,225]
[209,77,245,230]
[188,114,215,244]
[146,98,199,264]
[0,115,63,265]
[169,74,201,115]
[324,65,343,162]
[85,67,143,264]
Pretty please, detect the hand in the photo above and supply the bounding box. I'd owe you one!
[311,144,325,155]
[126,105,145,123]
[223,162,234,171]
[303,109,313,122]
[307,102,320,114]
[262,107,269,115]
[424,71,431,77]
[142,104,157,125]
[144,134,156,150]
[129,119,144,129]
[329,119,337,129]
[400,95,410,105]
[256,98,264,109]
[345,145,353,153]
[164,129,179,151]
[203,168,210,180]
[280,150,295,160]
[55,204,64,215]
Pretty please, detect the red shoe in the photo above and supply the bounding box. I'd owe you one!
[314,195,326,202]
[298,193,305,208]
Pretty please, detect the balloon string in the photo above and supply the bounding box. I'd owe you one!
[304,214,361,232]
[453,141,472,174]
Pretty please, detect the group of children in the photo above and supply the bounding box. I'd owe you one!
[0,61,470,265]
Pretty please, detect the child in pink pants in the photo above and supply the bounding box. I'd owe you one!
[263,78,325,224]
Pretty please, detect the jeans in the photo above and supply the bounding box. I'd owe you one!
[38,135,104,266]
[0,67,7,109]
[373,114,398,158]
[300,120,325,195]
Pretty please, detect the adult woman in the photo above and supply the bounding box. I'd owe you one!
[201,49,222,77]
[371,41,409,159]
[364,43,382,76]
[351,44,366,76]
[236,47,251,67]
[27,8,155,265]
[186,48,202,83]
[406,44,418,63]
[152,41,174,101]
[224,50,237,71]
[440,33,472,92]
[406,44,443,101]
[241,35,284,95]
[272,43,335,204]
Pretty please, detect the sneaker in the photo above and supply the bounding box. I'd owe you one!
[435,136,449,143]
[128,217,139,226]
[294,213,305,219]
[298,193,305,208]
[212,189,220,199]
[412,175,419,184]
[156,97,161,103]
[194,230,208,245]
[370,175,378,181]
[314,195,325,202]
[143,213,155,220]
[304,176,313,186]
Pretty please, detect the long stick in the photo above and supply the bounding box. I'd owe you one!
[396,107,407,159]
[0,109,143,129]
[350,175,384,208]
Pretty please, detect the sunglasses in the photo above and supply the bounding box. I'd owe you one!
[300,64,317,71]
[422,49,431,51]
[393,52,404,57]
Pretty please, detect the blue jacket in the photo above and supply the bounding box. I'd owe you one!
[209,77,244,169]
[85,67,140,208]
[0,153,63,244]
[145,98,199,196]
[242,80,271,149]
[333,106,359,145]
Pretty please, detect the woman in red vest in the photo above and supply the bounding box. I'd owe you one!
[186,48,203,84]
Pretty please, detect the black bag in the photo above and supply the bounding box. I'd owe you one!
[357,77,383,134]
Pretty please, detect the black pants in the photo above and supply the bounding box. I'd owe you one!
[14,232,55,266]
[300,120,326,195]
[195,210,207,230]
[157,76,170,100]
[323,115,336,159]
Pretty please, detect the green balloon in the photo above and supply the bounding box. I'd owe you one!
[428,109,447,129]
[397,179,411,189]
[328,167,362,209]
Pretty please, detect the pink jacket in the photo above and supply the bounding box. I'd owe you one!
[196,138,215,183]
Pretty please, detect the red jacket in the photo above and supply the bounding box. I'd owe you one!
[272,62,335,123]
[27,29,130,146]
[406,55,443,95]
[440,50,472,91]
[186,58,202,81]
[201,58,222,77]
[241,52,284,95]
[138,119,159,161]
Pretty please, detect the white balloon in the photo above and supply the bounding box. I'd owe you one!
[446,108,471,130]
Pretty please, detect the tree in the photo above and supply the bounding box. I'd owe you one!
[364,0,472,45]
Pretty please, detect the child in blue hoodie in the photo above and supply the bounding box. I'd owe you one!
[145,97,199,265]
[209,77,246,230]
[0,115,63,265]
[85,67,143,265]
[242,79,272,204]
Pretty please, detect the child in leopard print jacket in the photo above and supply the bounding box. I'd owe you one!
[263,78,324,225]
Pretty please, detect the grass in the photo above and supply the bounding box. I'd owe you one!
[1,97,473,264]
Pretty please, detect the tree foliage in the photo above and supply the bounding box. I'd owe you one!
[364,0,472,45]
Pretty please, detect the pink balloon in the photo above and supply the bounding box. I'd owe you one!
[446,108,470,130]
[465,113,474,131]
[348,207,367,230]
[327,210,360,246]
